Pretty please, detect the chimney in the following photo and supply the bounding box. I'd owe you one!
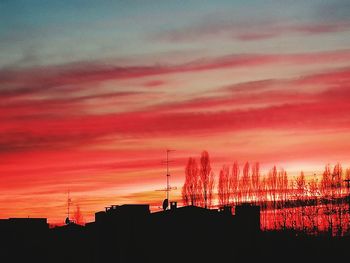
[170,201,177,210]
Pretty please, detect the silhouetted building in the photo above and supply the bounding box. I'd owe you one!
[235,203,260,232]
[95,204,150,223]
[218,205,233,215]
[4,202,350,263]
[0,218,48,263]
[170,201,177,209]
[0,217,48,235]
[90,204,151,262]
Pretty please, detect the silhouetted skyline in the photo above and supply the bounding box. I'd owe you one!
[2,202,350,262]
[1,0,350,225]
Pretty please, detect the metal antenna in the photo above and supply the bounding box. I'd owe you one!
[67,191,72,220]
[157,149,177,210]
[165,149,173,201]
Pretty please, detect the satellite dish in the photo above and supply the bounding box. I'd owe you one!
[162,199,169,211]
[65,217,70,225]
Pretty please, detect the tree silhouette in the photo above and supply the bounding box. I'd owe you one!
[345,168,350,196]
[241,162,251,202]
[321,165,333,233]
[73,205,84,225]
[251,162,260,203]
[182,157,200,206]
[218,165,230,207]
[332,163,343,196]
[332,163,344,235]
[296,171,306,198]
[199,151,215,208]
[181,152,350,235]
[267,166,278,228]
[230,161,240,205]
[296,171,306,230]
[321,164,332,197]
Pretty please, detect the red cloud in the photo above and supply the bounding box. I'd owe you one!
[2,67,350,155]
[143,80,165,87]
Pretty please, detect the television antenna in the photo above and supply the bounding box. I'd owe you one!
[156,149,177,210]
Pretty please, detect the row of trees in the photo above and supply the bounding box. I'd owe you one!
[181,151,350,235]
[181,151,215,208]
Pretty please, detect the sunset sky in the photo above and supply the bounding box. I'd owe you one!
[1,0,350,223]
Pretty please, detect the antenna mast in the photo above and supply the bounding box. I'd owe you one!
[165,149,176,202]
[166,149,170,201]
[158,149,176,210]
[67,191,72,221]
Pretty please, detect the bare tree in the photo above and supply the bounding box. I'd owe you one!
[332,163,343,235]
[277,168,288,205]
[309,174,320,232]
[181,183,190,206]
[296,171,306,231]
[241,162,251,202]
[332,163,343,197]
[182,157,200,206]
[267,166,278,228]
[267,166,278,205]
[321,164,332,197]
[251,162,260,203]
[218,165,230,207]
[296,171,306,198]
[321,164,333,234]
[199,151,215,208]
[230,161,240,205]
[345,168,350,196]
[73,205,84,225]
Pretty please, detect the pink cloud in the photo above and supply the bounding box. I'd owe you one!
[2,49,350,103]
[2,67,350,156]
[142,80,165,88]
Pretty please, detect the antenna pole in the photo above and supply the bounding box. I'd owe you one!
[158,149,176,210]
[166,149,170,202]
[67,191,71,220]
